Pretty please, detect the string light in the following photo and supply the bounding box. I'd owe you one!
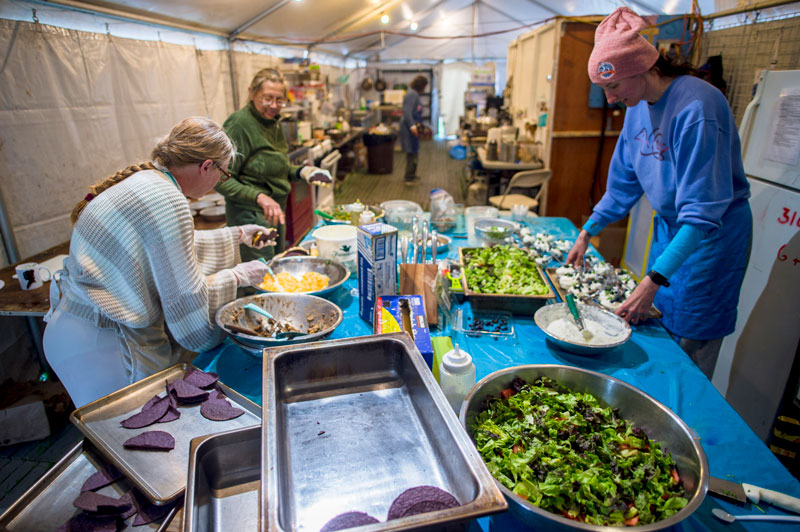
[380,13,389,24]
[410,21,418,31]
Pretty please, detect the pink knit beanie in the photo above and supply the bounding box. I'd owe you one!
[588,7,659,84]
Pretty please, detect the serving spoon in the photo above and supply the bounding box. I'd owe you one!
[711,508,800,524]
[566,294,593,341]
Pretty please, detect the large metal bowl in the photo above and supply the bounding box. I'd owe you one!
[258,256,349,297]
[215,293,343,350]
[460,365,708,531]
[535,302,632,354]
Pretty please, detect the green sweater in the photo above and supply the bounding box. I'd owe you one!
[216,102,302,207]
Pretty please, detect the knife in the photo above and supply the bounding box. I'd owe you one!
[709,476,800,513]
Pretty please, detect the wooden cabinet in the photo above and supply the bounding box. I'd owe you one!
[507,17,622,227]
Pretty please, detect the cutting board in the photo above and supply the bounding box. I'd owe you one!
[399,264,438,325]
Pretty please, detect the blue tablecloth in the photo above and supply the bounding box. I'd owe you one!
[194,217,800,531]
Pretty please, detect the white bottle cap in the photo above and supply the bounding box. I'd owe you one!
[442,343,472,374]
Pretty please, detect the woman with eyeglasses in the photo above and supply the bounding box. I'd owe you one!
[216,68,333,262]
[42,117,276,407]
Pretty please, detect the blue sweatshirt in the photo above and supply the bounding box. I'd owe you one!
[589,76,750,237]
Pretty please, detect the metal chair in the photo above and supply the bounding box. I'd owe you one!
[488,168,552,215]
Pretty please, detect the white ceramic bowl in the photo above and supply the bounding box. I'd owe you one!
[534,302,631,354]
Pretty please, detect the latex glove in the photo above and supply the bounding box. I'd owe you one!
[299,166,332,186]
[237,224,277,249]
[230,260,269,288]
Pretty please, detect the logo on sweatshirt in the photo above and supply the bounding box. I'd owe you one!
[597,62,615,79]
[634,127,669,161]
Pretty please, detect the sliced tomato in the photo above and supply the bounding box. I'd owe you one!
[624,516,639,526]
[671,467,681,484]
[513,444,523,454]
[500,388,514,400]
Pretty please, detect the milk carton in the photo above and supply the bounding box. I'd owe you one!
[358,223,398,324]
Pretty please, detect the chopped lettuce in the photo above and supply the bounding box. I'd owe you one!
[471,376,688,526]
[462,245,549,295]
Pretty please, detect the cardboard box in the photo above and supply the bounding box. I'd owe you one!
[358,222,398,324]
[374,295,434,369]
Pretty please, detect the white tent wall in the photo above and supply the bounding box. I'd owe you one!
[440,62,476,136]
[0,19,223,261]
[0,17,356,266]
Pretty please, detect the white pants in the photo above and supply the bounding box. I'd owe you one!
[43,307,130,408]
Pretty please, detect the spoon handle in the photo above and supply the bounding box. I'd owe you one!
[735,515,800,522]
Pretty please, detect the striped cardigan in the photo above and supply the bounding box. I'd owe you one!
[58,170,240,353]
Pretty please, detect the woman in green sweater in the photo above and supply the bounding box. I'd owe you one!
[217,68,332,261]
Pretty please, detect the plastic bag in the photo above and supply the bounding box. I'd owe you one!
[448,145,466,160]
[430,189,457,232]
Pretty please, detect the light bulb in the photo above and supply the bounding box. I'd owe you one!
[381,13,389,24]
[410,21,418,31]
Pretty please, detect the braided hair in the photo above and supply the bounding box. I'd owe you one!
[71,117,234,225]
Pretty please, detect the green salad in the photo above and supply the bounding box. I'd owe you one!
[471,376,688,526]
[462,245,549,295]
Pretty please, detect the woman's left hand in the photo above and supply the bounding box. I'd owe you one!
[238,224,277,249]
[299,166,332,186]
[615,276,659,324]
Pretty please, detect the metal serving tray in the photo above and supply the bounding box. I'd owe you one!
[458,247,554,314]
[71,363,261,505]
[263,333,507,531]
[184,426,261,532]
[0,439,178,531]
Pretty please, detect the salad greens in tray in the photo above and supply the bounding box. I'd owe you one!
[461,245,549,296]
[471,376,688,526]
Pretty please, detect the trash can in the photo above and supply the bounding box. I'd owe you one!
[363,133,396,174]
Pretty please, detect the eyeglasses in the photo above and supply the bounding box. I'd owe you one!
[213,161,232,182]
[260,95,287,107]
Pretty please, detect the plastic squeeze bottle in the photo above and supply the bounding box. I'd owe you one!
[439,344,476,413]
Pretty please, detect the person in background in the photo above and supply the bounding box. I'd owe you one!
[43,117,275,407]
[400,75,429,185]
[217,68,332,261]
[566,7,752,379]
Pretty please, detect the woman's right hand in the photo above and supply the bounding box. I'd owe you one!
[566,230,591,266]
[256,193,285,227]
[231,260,269,288]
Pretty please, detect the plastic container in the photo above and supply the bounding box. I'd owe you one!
[380,200,423,234]
[312,224,358,274]
[465,206,499,246]
[439,344,476,413]
[359,209,375,225]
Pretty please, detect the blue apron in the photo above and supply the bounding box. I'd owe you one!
[650,199,752,340]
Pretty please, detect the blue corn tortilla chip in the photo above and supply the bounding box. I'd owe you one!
[200,396,244,421]
[56,512,118,532]
[80,465,123,492]
[183,368,219,389]
[131,490,182,526]
[120,394,170,429]
[387,485,459,520]
[157,404,181,423]
[118,491,137,520]
[320,511,380,532]
[73,491,132,514]
[123,431,175,451]
[169,379,209,403]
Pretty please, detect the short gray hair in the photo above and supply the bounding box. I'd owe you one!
[248,68,287,96]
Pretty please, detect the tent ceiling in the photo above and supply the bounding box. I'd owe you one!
[53,1,762,61]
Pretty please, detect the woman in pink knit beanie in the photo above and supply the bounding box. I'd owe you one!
[567,7,753,380]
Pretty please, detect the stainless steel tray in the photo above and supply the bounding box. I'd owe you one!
[0,439,178,531]
[71,363,261,505]
[263,333,507,531]
[184,426,261,532]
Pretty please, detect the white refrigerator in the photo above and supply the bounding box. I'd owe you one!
[713,69,800,442]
